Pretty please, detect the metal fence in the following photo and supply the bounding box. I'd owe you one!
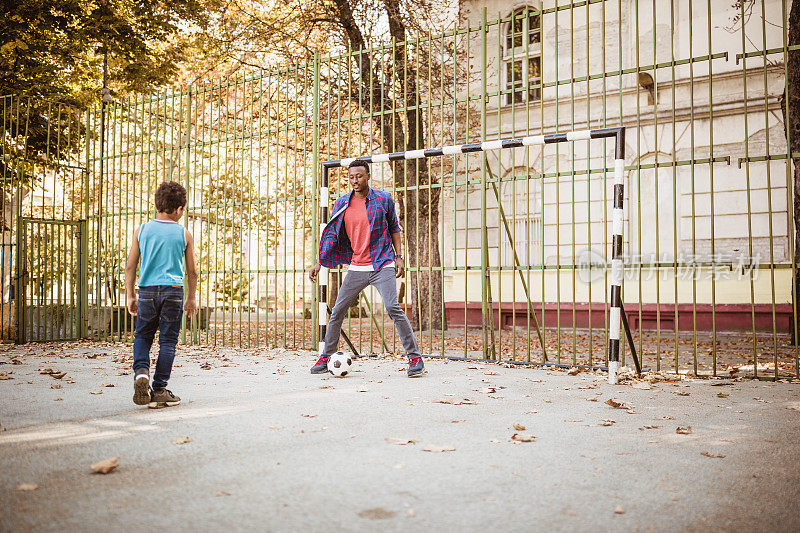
[2,1,798,380]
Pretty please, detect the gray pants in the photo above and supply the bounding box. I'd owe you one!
[324,267,421,358]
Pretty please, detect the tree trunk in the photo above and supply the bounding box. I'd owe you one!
[789,1,800,343]
[330,0,447,332]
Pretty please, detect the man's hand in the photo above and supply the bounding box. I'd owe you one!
[309,262,322,282]
[127,297,138,316]
[185,297,199,318]
[395,257,405,278]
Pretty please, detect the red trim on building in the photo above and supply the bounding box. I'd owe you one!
[440,302,793,333]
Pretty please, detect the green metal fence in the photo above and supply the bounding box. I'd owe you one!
[2,1,798,379]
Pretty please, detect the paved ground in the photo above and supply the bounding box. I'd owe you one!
[1,342,799,532]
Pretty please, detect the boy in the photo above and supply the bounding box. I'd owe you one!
[125,181,198,408]
[309,160,424,377]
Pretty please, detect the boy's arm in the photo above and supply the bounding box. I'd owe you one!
[125,226,141,316]
[184,230,199,318]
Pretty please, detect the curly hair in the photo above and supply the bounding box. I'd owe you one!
[154,181,187,213]
[348,159,370,174]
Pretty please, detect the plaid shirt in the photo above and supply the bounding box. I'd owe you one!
[319,188,402,270]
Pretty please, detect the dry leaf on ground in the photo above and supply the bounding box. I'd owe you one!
[422,444,456,452]
[631,382,652,390]
[214,490,232,497]
[89,390,103,395]
[50,383,62,389]
[511,433,535,442]
[614,506,626,514]
[358,507,397,519]
[0,372,12,380]
[91,457,120,474]
[435,398,476,405]
[599,419,616,426]
[605,398,626,409]
[717,393,729,398]
[172,436,192,445]
[301,413,317,418]
[385,437,417,445]
[701,451,726,458]
[676,426,692,435]
[100,383,115,387]
[15,483,38,491]
[513,423,526,431]
[641,425,660,430]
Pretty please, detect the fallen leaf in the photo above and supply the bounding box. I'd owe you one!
[50,372,67,380]
[357,388,369,393]
[100,383,115,388]
[567,367,580,376]
[91,457,120,474]
[53,397,63,401]
[701,451,726,458]
[599,419,616,426]
[385,437,417,445]
[588,397,599,402]
[754,397,773,404]
[89,390,103,395]
[0,372,12,380]
[214,490,232,497]
[605,398,626,409]
[631,382,651,390]
[172,436,192,445]
[319,384,332,389]
[676,426,692,435]
[301,414,317,418]
[717,393,729,398]
[614,505,626,514]
[641,425,660,430]
[677,392,690,396]
[50,383,62,389]
[477,387,497,394]
[422,444,456,452]
[435,398,476,405]
[268,425,283,430]
[358,507,396,519]
[489,438,501,443]
[510,433,535,442]
[15,483,38,491]
[512,423,526,431]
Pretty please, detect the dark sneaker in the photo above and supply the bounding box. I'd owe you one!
[407,357,424,377]
[133,368,150,405]
[310,355,330,374]
[148,389,181,409]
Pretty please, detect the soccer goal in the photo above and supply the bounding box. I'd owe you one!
[315,127,636,385]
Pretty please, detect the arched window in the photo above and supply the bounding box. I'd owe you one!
[503,6,542,105]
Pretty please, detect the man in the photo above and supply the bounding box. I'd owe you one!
[309,160,424,377]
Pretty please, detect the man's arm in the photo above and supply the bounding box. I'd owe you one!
[184,230,199,318]
[391,231,404,278]
[125,227,141,316]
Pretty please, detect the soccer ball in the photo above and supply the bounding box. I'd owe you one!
[327,351,352,377]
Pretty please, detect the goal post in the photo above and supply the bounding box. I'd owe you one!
[316,127,629,384]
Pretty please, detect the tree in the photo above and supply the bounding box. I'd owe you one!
[195,0,460,331]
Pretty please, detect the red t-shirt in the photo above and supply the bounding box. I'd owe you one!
[344,196,371,266]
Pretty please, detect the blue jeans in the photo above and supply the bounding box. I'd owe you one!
[133,285,183,390]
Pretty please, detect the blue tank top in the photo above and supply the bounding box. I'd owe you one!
[137,220,186,287]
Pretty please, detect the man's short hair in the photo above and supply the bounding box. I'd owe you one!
[154,181,187,213]
[348,159,370,174]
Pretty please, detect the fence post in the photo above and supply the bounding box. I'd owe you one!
[479,8,496,360]
[312,53,321,350]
